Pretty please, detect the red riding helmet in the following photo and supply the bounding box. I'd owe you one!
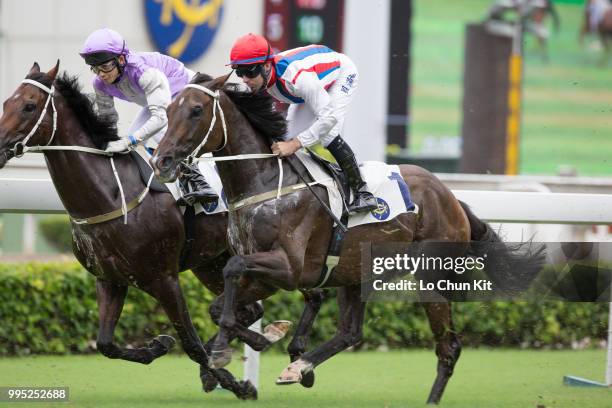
[228,33,274,67]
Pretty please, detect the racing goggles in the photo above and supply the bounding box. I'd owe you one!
[235,64,263,79]
[90,59,118,75]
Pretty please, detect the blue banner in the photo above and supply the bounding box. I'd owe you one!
[144,0,224,64]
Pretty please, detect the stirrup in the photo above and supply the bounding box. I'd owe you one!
[182,190,218,204]
[348,192,378,214]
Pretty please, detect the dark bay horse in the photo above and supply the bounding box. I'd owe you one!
[0,62,317,399]
[150,74,544,404]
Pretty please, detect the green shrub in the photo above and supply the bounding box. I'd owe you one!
[0,262,608,355]
[38,216,73,253]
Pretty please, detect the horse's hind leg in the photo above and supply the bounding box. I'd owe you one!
[287,288,325,388]
[147,274,257,400]
[422,302,461,405]
[95,279,175,364]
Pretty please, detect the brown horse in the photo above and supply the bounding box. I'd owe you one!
[150,74,544,404]
[0,63,323,399]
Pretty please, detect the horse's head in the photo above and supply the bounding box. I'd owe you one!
[0,61,60,169]
[151,73,231,182]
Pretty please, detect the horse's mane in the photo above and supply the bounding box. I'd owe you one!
[50,72,119,148]
[192,73,287,140]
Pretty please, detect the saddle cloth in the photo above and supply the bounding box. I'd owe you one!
[294,150,419,228]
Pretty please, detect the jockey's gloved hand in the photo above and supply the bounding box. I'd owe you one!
[105,135,139,153]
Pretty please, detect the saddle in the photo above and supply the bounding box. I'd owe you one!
[305,149,351,212]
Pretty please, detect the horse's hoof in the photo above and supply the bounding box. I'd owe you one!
[238,380,258,400]
[263,320,292,344]
[276,358,313,385]
[200,368,219,393]
[300,371,315,388]
[210,348,233,369]
[148,335,176,355]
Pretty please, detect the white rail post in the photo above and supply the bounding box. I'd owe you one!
[243,301,262,388]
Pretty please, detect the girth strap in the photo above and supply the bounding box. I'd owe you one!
[229,180,330,212]
[70,185,150,225]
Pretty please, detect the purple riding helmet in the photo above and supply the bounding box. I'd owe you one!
[79,28,192,100]
[80,28,128,67]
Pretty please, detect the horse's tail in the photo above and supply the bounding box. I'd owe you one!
[458,200,546,293]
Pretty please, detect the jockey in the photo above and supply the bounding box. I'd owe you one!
[228,33,378,214]
[79,27,217,206]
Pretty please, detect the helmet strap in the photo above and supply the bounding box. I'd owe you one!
[257,42,272,93]
[113,52,127,84]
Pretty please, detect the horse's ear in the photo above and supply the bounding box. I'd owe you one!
[47,59,60,81]
[27,62,41,77]
[208,72,232,91]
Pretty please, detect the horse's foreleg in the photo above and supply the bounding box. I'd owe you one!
[277,285,365,385]
[287,288,325,388]
[95,279,175,364]
[147,274,257,400]
[422,302,461,405]
[212,252,296,369]
[209,296,274,352]
[200,301,265,393]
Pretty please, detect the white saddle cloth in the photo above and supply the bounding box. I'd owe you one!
[295,150,419,229]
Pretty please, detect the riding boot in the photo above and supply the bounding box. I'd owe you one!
[326,136,378,214]
[177,162,218,206]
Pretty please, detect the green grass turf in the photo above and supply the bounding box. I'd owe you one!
[0,349,609,407]
[411,0,612,175]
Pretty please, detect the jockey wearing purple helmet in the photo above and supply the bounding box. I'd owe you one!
[80,28,217,205]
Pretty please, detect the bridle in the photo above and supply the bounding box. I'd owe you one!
[182,83,228,160]
[11,79,58,158]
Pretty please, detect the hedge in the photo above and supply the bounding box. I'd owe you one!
[38,215,73,253]
[0,262,608,355]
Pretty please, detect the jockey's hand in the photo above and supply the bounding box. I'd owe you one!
[105,139,131,153]
[271,139,302,157]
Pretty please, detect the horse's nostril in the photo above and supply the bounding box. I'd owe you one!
[153,155,176,175]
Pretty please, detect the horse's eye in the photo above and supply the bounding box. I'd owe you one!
[190,105,203,118]
[23,103,36,113]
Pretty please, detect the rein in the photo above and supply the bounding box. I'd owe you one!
[13,78,148,225]
[183,84,342,218]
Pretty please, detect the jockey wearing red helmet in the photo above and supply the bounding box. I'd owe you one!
[228,33,377,214]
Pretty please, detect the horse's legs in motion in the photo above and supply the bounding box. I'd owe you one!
[200,301,266,393]
[422,302,462,405]
[277,285,365,384]
[95,279,175,363]
[211,252,297,368]
[146,274,257,400]
[287,288,325,388]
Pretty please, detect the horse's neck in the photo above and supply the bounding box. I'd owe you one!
[215,105,298,204]
[45,98,141,218]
